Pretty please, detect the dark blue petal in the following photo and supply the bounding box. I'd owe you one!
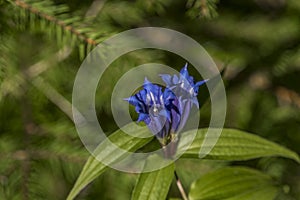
[159,109,170,121]
[160,74,172,86]
[148,114,166,136]
[170,108,181,132]
[177,100,192,132]
[193,79,208,94]
[137,113,149,122]
[179,63,189,79]
[143,78,163,105]
[125,95,147,114]
[143,78,160,94]
[163,88,175,105]
[172,74,179,85]
[195,79,208,87]
[124,96,139,106]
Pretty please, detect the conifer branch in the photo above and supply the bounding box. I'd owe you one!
[12,0,97,46]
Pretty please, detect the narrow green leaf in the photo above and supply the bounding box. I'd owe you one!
[49,21,55,39]
[53,5,70,14]
[31,1,53,10]
[19,8,26,30]
[63,28,71,45]
[79,43,85,60]
[178,128,300,163]
[63,16,82,25]
[67,123,153,200]
[29,12,36,30]
[40,18,46,31]
[86,43,93,54]
[131,155,175,200]
[70,33,77,47]
[189,167,279,200]
[56,26,62,46]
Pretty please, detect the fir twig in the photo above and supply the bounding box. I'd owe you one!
[12,0,97,46]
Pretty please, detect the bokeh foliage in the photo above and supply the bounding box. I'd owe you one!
[1,0,300,199]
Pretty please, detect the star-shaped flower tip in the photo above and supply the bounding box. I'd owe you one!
[160,63,208,107]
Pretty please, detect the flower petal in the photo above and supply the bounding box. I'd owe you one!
[160,74,172,86]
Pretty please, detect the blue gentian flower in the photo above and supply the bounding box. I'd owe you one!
[160,63,207,132]
[124,78,178,139]
[125,64,207,154]
[160,63,207,108]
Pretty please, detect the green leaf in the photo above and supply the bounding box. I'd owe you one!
[189,167,279,200]
[178,128,300,163]
[79,43,85,60]
[67,123,153,200]
[131,155,175,200]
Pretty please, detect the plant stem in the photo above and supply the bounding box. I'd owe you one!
[174,170,188,200]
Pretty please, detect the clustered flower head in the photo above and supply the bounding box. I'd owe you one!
[125,64,207,153]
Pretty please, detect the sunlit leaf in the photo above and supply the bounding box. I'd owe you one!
[178,128,300,163]
[131,155,174,200]
[189,167,279,200]
[67,123,153,200]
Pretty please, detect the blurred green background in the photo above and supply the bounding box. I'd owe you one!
[1,0,300,199]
